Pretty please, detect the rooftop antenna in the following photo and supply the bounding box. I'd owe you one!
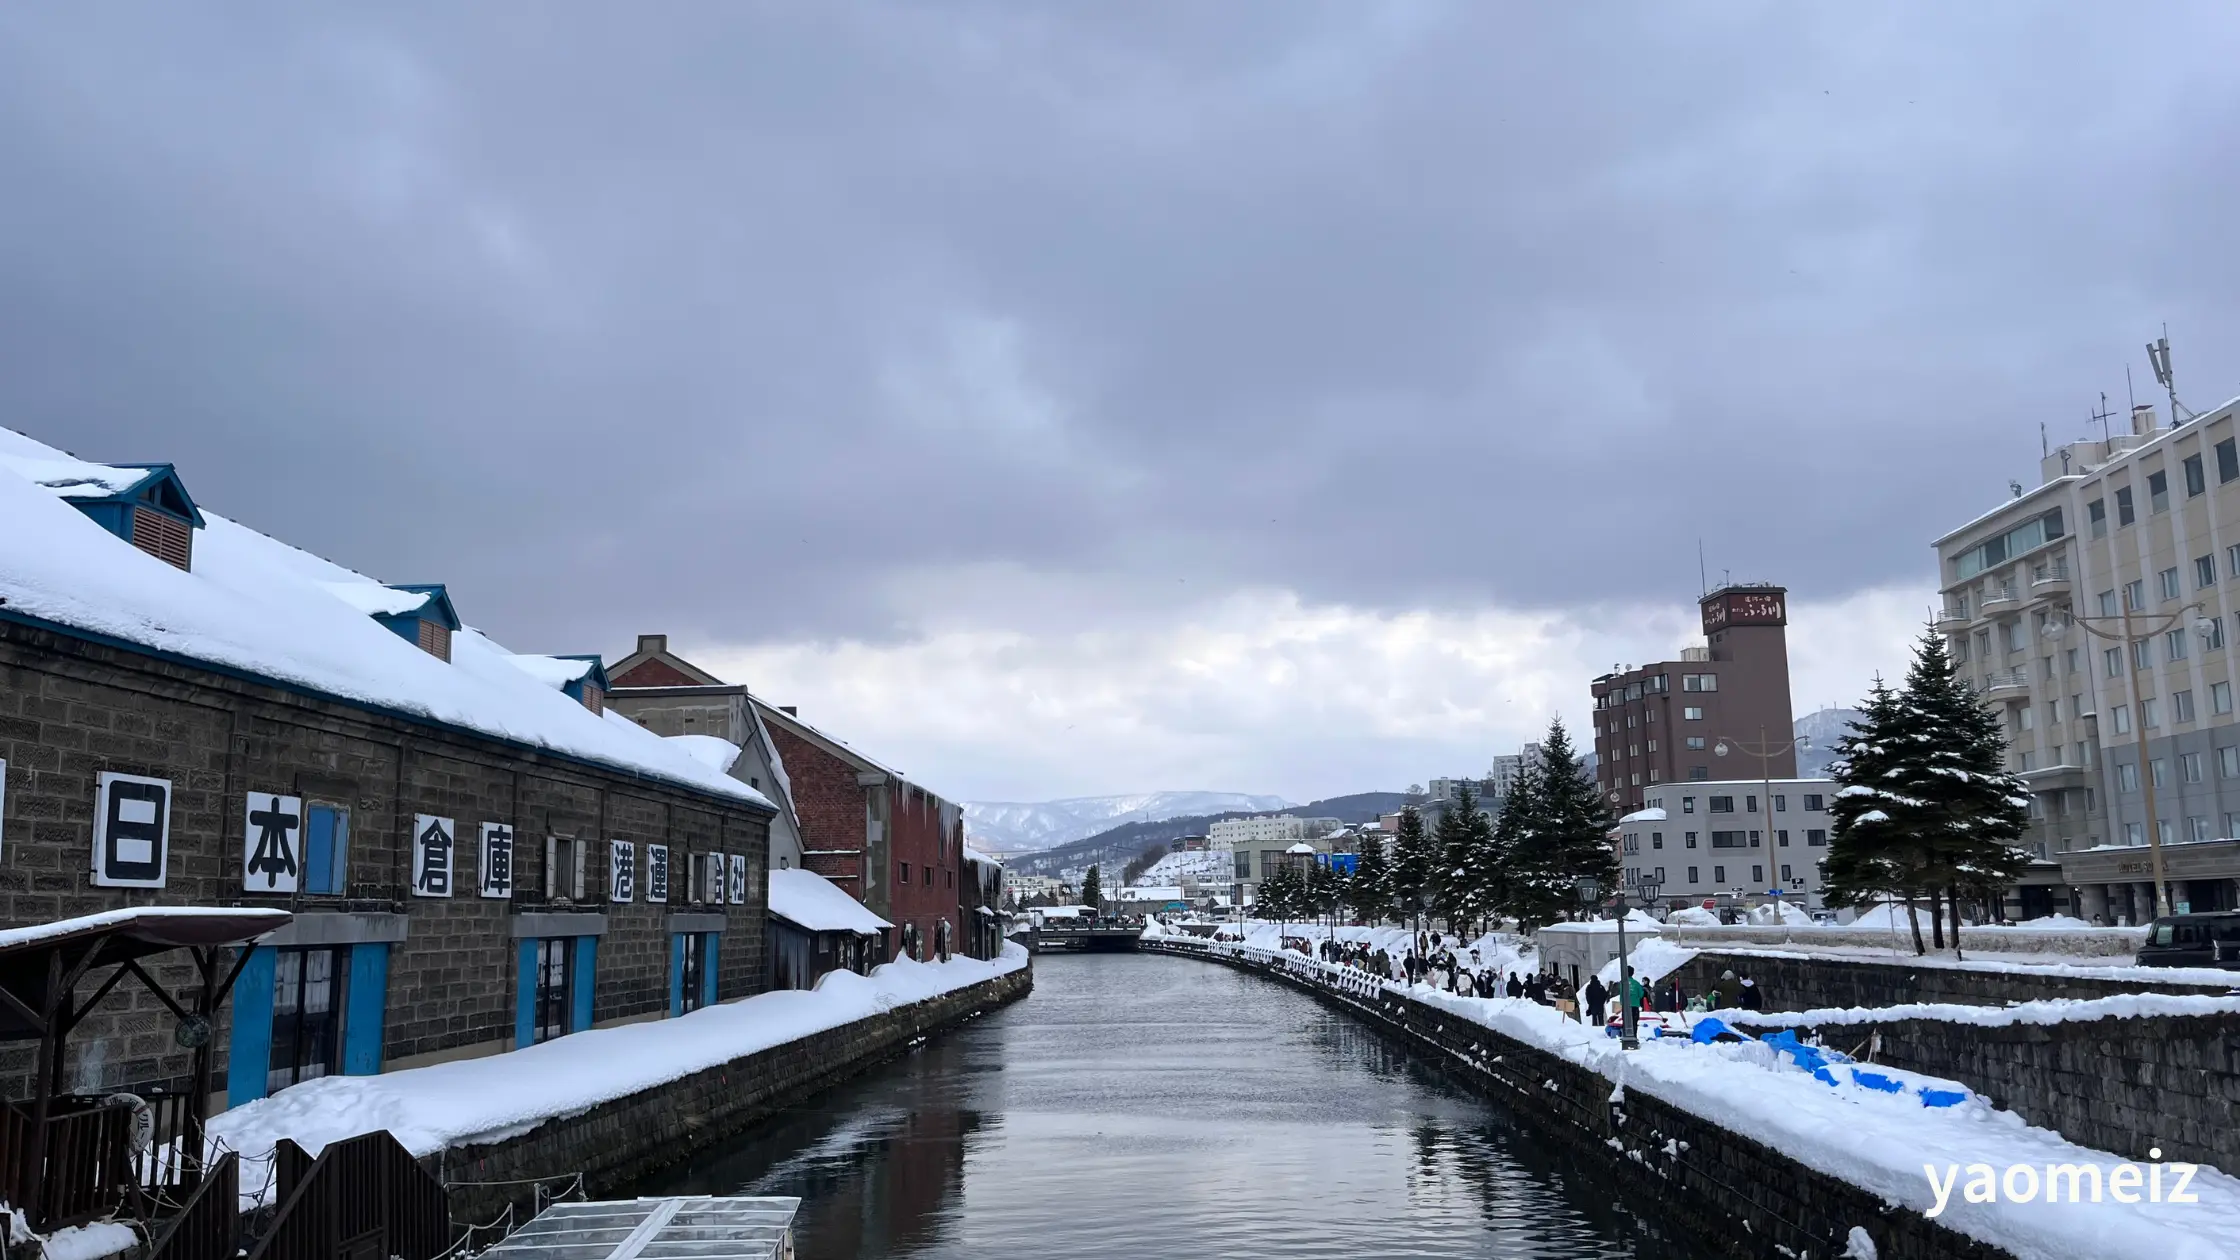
[2126,363,2136,414]
[1697,539,1707,596]
[2148,325,2196,422]
[2039,421,2048,459]
[2091,392,2116,444]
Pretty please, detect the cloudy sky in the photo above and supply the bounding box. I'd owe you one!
[7,4,2240,804]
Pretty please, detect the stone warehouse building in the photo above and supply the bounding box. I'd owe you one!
[0,428,776,1113]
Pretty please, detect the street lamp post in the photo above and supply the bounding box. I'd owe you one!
[1577,876,1638,1048]
[1714,728,1812,914]
[2046,600,2210,921]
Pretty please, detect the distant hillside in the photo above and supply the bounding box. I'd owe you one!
[1014,791,1422,877]
[1794,707,1864,779]
[963,791,1293,854]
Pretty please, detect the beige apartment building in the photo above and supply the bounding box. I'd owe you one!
[1933,401,2240,922]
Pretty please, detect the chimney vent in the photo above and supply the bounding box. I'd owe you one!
[780,705,798,716]
[637,634,667,655]
[2132,404,2158,436]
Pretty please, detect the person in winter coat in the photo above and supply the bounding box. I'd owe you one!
[1738,976,1764,1010]
[1583,975,1609,1026]
[1505,973,1524,999]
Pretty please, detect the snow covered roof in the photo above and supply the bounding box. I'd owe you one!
[667,734,744,775]
[962,845,1002,872]
[1620,807,1667,823]
[1118,885,1185,900]
[506,653,601,690]
[0,428,769,809]
[1285,842,1315,854]
[768,868,890,935]
[754,700,909,785]
[0,906,292,959]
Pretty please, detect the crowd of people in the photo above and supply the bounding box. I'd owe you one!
[1284,932,1767,1025]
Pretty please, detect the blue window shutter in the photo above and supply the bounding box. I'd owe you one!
[571,935,597,1033]
[514,938,538,1050]
[304,807,336,894]
[700,933,719,1009]
[668,934,685,1018]
[341,943,388,1076]
[226,947,277,1109]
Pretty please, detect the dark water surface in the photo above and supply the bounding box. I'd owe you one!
[643,951,1682,1258]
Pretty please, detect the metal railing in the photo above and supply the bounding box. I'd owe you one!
[1980,583,2022,607]
[1977,667,2031,693]
[2031,560,2071,585]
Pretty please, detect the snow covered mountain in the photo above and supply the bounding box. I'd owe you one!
[963,792,1294,854]
[1793,707,1865,779]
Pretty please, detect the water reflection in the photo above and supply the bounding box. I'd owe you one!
[646,952,1681,1259]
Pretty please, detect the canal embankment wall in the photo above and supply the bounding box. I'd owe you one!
[432,963,1031,1224]
[1666,948,2234,1013]
[1143,938,2012,1260]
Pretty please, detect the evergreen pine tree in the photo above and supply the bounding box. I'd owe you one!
[1506,718,1616,930]
[1893,626,2033,944]
[1080,864,1102,913]
[1351,831,1392,925]
[1258,863,1302,930]
[1823,674,1922,946]
[1388,805,1433,932]
[1485,763,1539,926]
[1431,787,1473,932]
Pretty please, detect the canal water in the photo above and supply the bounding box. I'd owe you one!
[642,951,1682,1258]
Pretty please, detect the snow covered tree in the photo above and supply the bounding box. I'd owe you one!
[1257,862,1304,929]
[1503,719,1616,930]
[1304,855,1340,930]
[1823,674,1929,947]
[1483,762,1538,925]
[1351,831,1392,925]
[1388,805,1433,932]
[1893,626,2033,947]
[1079,864,1102,913]
[1433,784,1495,934]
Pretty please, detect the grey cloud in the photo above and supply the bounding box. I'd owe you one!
[4,3,2240,657]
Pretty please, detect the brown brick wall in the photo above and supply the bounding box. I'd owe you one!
[0,618,773,1105]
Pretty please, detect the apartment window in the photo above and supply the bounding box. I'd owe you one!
[2142,698,2161,729]
[2065,648,2079,674]
[1806,829,1829,847]
[1711,830,1747,848]
[1714,865,1727,884]
[2111,704,2131,734]
[2049,697,2060,722]
[2221,437,2240,484]
[2160,567,2181,600]
[2131,639,2153,670]
[1687,866,1699,883]
[1781,863,1794,882]
[2186,453,2207,496]
[2097,589,2118,617]
[2228,813,2240,838]
[2149,470,2170,514]
[2208,618,2229,651]
[1682,796,1697,814]
[2216,682,2234,715]
[2019,750,2036,771]
[545,836,584,902]
[900,861,911,885]
[1683,706,1704,721]
[1776,829,1790,846]
[2182,751,2205,783]
[2191,816,2213,842]
[1745,795,1759,813]
[2043,656,2057,681]
[2168,629,2190,662]
[2159,820,2176,846]
[1652,832,1664,849]
[2175,689,2196,723]
[2016,704,2034,731]
[1647,739,1658,752]
[2089,497,2108,537]
[1648,769,1661,783]
[2125,822,2144,846]
[2117,761,2140,792]
[1752,865,1765,885]
[2104,647,2123,678]
[1688,766,1709,780]
[2222,746,2240,779]
[2125,579,2145,610]
[1708,795,1735,813]
[1803,793,1824,811]
[1682,673,1719,692]
[1686,832,1699,848]
[2117,485,2136,526]
[2200,556,2219,589]
[1952,638,1970,665]
[268,946,346,1093]
[1654,867,1666,884]
[302,802,349,896]
[1773,794,1787,812]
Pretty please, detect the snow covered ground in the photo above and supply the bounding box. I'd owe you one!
[1180,939,2240,1260]
[208,944,1028,1205]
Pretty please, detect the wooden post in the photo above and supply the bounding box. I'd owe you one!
[22,951,62,1225]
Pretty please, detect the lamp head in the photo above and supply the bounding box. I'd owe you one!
[1714,741,1731,757]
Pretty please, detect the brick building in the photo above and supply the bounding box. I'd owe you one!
[1591,584,1798,815]
[0,429,775,1113]
[755,703,966,962]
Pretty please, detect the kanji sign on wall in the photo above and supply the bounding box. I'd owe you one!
[412,814,455,898]
[610,840,636,903]
[646,843,669,904]
[479,822,514,898]
[242,792,303,893]
[727,853,747,905]
[93,772,171,888]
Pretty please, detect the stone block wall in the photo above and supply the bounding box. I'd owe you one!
[0,618,774,1104]
[1144,940,2009,1260]
[1727,1007,2240,1175]
[435,965,1033,1224]
[1666,950,2232,1014]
